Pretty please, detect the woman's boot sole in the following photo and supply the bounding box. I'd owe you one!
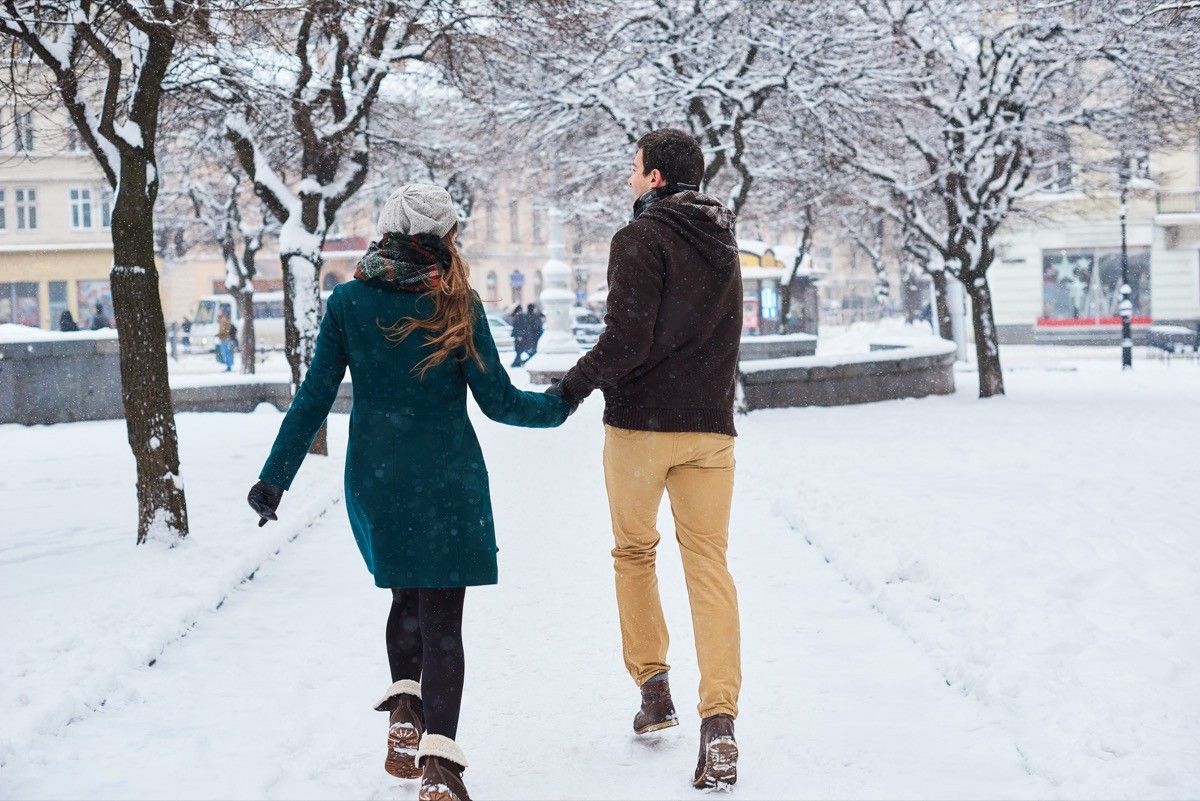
[385,723,421,779]
[419,783,465,801]
[694,736,738,790]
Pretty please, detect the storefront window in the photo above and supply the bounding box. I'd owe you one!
[48,281,68,329]
[1041,248,1151,323]
[0,282,40,327]
[77,280,113,329]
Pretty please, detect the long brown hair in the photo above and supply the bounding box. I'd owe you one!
[379,225,483,376]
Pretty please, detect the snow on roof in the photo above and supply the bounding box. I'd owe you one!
[772,244,799,264]
[737,238,768,256]
[0,324,118,344]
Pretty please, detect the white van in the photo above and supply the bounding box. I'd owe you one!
[187,290,331,354]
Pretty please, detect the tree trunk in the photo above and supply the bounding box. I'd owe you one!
[967,280,1005,398]
[281,251,328,455]
[110,162,189,544]
[930,270,953,340]
[233,289,256,374]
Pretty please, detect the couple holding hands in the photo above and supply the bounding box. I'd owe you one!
[247,128,744,800]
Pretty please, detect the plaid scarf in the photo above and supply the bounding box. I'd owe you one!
[354,232,451,291]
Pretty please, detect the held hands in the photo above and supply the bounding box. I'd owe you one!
[247,480,284,527]
[545,378,580,415]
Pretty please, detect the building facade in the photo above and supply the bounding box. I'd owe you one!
[0,108,121,331]
[989,140,1200,343]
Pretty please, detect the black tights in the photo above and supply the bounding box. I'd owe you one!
[386,587,466,739]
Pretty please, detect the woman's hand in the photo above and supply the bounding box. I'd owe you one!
[247,480,284,527]
[545,379,580,415]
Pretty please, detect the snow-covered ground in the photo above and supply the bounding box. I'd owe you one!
[2,344,1197,799]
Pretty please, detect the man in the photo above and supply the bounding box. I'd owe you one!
[550,128,743,790]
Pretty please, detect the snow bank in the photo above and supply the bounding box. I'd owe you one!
[0,324,118,344]
[0,412,348,769]
[742,363,1200,797]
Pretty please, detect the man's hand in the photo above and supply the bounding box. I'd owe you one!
[247,480,284,527]
[545,378,581,415]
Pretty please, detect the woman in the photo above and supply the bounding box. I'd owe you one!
[246,184,570,801]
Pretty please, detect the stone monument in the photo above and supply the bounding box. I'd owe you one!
[524,209,582,385]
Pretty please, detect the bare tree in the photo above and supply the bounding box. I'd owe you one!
[185,168,266,373]
[190,0,477,452]
[2,0,193,543]
[487,0,878,218]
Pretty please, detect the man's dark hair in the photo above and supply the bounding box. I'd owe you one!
[636,128,704,187]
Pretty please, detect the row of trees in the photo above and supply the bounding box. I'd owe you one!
[3,0,1198,543]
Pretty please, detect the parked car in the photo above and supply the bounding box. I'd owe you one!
[571,306,605,346]
[187,290,332,354]
[485,311,515,350]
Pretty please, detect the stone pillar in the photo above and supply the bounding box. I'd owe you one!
[524,209,582,385]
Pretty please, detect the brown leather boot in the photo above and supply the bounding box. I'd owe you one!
[417,735,471,801]
[633,673,679,735]
[692,714,738,790]
[374,679,424,779]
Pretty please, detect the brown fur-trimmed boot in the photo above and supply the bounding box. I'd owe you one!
[374,679,424,779]
[633,673,679,735]
[417,734,471,801]
[692,714,738,790]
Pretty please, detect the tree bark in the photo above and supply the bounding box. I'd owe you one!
[967,279,1006,398]
[110,160,189,544]
[281,251,328,455]
[930,270,953,340]
[233,289,256,374]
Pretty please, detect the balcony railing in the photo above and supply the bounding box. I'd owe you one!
[1156,189,1200,215]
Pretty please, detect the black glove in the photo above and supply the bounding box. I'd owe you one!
[247,480,284,527]
[545,378,580,415]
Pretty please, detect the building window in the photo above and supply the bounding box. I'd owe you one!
[0,282,40,327]
[1041,247,1151,323]
[0,187,6,231]
[67,125,88,154]
[48,281,69,329]
[77,280,113,329]
[14,187,36,229]
[484,201,496,242]
[100,187,112,228]
[70,187,94,229]
[1130,152,1150,181]
[532,208,544,244]
[1038,136,1073,192]
[508,199,520,243]
[15,111,34,153]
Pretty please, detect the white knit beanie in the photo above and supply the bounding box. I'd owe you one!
[375,183,458,238]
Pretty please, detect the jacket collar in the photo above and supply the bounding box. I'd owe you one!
[631,182,700,221]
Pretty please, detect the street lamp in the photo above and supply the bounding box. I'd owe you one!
[1118,157,1133,370]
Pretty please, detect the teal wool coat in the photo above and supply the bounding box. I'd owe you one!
[259,282,568,588]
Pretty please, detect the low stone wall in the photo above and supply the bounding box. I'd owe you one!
[0,333,123,425]
[0,326,358,425]
[171,381,353,415]
[739,340,957,410]
[739,333,818,360]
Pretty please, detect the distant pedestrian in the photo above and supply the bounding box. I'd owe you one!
[181,317,192,348]
[59,310,79,332]
[168,321,179,361]
[90,302,109,330]
[509,306,528,367]
[216,311,235,372]
[525,302,544,359]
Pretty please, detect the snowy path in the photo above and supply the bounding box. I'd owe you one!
[2,396,1048,800]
